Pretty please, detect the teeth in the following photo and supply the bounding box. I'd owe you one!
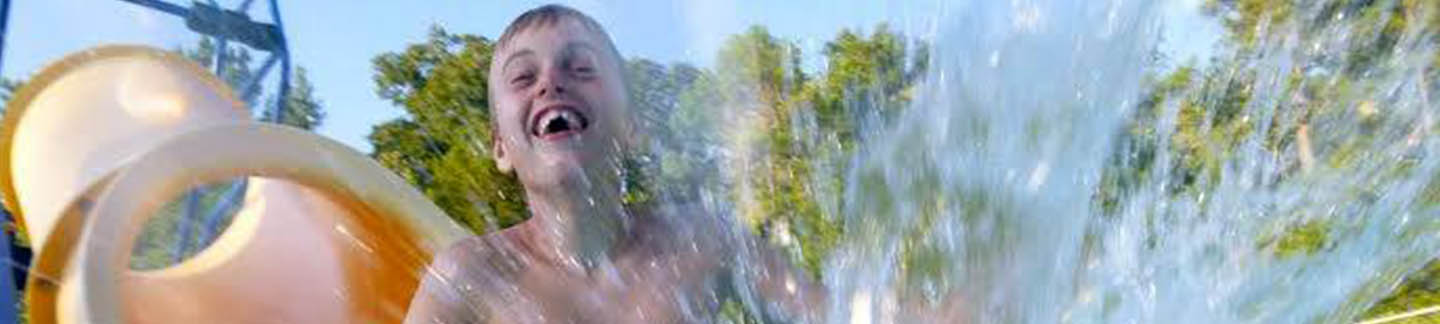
[535,108,586,136]
[558,111,579,128]
[544,113,563,128]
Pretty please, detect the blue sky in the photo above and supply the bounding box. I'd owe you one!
[2,0,1218,152]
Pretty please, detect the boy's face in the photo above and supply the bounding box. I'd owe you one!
[489,18,631,192]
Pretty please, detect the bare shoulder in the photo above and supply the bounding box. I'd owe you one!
[404,233,530,324]
[432,233,529,280]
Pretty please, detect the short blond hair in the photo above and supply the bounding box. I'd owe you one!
[495,4,622,66]
[487,5,627,131]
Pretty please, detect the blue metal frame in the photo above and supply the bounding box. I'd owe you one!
[268,0,290,125]
[0,0,17,320]
[198,180,246,244]
[1,219,15,324]
[115,0,292,123]
[171,188,202,262]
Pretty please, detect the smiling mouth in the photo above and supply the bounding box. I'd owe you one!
[531,105,591,140]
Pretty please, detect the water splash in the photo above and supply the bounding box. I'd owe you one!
[823,0,1158,322]
[819,0,1440,323]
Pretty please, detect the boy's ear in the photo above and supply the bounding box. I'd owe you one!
[493,135,513,173]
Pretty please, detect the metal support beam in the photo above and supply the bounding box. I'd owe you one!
[171,189,202,262]
[240,53,281,103]
[0,0,9,72]
[0,0,18,321]
[214,36,229,79]
[118,0,283,52]
[0,223,15,324]
[269,0,290,125]
[176,2,229,255]
[0,212,17,324]
[198,180,246,246]
[198,178,246,244]
[205,0,232,63]
[116,0,292,123]
[186,1,281,52]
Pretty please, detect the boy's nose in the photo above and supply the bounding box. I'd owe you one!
[538,83,565,97]
[536,70,567,97]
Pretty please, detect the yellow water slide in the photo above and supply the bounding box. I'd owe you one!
[0,45,470,323]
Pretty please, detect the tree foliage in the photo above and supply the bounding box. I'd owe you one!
[262,67,325,130]
[182,37,326,130]
[368,27,527,234]
[698,25,928,278]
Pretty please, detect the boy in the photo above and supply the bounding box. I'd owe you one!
[403,5,823,323]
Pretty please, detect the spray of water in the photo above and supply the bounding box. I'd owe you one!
[813,0,1440,323]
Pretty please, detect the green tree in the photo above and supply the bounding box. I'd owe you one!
[261,67,325,130]
[803,23,927,227]
[181,37,326,130]
[181,37,257,92]
[709,26,831,277]
[811,23,920,143]
[704,24,927,279]
[368,27,527,234]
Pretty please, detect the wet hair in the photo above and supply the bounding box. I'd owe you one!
[495,4,623,68]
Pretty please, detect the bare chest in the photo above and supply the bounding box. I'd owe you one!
[473,253,723,323]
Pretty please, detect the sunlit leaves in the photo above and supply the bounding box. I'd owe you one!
[368,27,526,234]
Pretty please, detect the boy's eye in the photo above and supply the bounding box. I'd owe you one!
[568,61,595,77]
[565,56,596,77]
[510,73,534,86]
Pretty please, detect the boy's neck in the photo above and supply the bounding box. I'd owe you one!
[516,183,630,275]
